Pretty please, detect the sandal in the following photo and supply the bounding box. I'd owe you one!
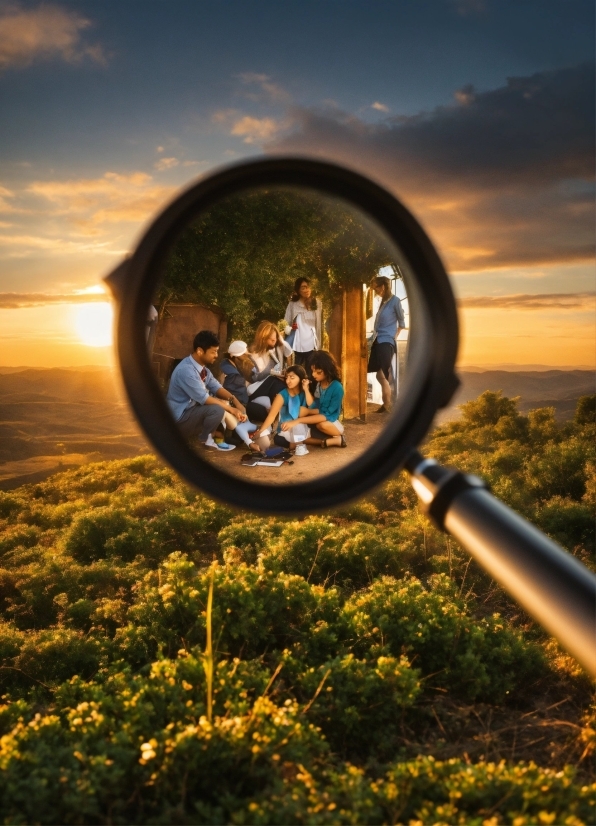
[321,439,328,448]
[340,435,347,448]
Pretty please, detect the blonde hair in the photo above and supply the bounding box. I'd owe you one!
[250,321,281,355]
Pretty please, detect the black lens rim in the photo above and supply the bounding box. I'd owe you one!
[112,156,459,513]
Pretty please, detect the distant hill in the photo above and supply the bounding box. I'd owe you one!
[440,369,594,422]
[0,365,592,487]
[0,367,148,488]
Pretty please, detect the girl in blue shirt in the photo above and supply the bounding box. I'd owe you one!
[251,365,314,448]
[300,351,347,448]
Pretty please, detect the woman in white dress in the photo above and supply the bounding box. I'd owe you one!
[284,277,322,368]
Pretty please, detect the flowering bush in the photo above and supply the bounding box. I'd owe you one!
[0,397,593,822]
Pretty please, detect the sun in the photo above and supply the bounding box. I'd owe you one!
[73,302,114,347]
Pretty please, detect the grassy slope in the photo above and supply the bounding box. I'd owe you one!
[0,393,594,824]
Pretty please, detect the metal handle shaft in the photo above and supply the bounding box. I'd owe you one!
[408,452,596,677]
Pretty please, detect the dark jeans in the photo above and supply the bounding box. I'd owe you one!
[177,404,224,441]
[248,374,285,402]
[246,375,286,422]
[246,401,269,423]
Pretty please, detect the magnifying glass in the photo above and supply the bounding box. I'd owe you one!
[104,157,595,678]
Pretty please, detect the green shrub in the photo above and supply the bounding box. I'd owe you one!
[536,496,595,554]
[64,509,141,563]
[124,555,342,663]
[344,575,546,702]
[0,398,593,823]
[263,517,417,590]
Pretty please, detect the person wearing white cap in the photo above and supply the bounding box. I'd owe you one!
[220,341,269,451]
[221,340,256,407]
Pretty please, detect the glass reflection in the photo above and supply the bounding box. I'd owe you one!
[149,186,412,482]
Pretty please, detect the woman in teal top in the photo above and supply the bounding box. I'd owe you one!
[299,351,347,448]
[251,365,313,448]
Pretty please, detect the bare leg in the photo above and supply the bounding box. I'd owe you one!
[377,369,393,410]
[305,419,344,448]
[296,412,326,426]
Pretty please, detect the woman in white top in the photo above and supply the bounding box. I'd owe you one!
[284,277,322,368]
[246,321,293,422]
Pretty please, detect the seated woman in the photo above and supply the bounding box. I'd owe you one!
[298,350,346,448]
[219,340,268,450]
[247,321,293,422]
[251,365,313,450]
[220,340,256,407]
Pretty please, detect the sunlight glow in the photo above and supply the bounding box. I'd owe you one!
[74,302,113,347]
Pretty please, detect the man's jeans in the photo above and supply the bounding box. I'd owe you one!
[177,404,224,441]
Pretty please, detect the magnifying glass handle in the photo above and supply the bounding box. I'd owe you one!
[406,450,596,678]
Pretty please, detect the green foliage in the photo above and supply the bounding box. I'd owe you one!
[159,188,396,339]
[460,390,521,427]
[345,574,545,702]
[575,394,596,425]
[0,396,594,822]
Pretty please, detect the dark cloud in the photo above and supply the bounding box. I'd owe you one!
[268,64,595,272]
[0,292,108,308]
[458,292,596,310]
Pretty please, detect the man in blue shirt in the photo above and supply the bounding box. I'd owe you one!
[167,330,252,451]
[367,276,405,413]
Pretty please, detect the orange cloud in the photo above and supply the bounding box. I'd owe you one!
[154,157,179,171]
[230,116,282,143]
[0,291,109,308]
[0,185,24,213]
[0,233,112,256]
[458,292,596,310]
[0,3,106,70]
[27,171,176,233]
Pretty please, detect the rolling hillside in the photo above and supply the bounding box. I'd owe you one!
[0,365,592,487]
[0,367,148,488]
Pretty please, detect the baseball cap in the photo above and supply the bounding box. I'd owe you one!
[228,341,248,357]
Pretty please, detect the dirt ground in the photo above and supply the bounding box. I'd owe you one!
[199,403,390,483]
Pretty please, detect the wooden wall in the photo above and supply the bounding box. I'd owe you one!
[328,286,367,421]
[151,304,227,384]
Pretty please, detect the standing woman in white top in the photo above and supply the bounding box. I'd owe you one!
[284,277,322,368]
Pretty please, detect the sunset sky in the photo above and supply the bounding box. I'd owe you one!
[0,0,593,368]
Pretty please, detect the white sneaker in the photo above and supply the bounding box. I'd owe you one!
[204,435,236,451]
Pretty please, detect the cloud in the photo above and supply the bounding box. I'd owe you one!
[371,102,389,112]
[267,63,595,272]
[212,108,284,142]
[0,291,109,308]
[0,3,106,70]
[211,108,240,125]
[27,171,175,233]
[458,292,596,310]
[0,233,112,256]
[450,0,486,15]
[154,157,179,171]
[236,72,291,104]
[230,115,283,144]
[0,184,18,212]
